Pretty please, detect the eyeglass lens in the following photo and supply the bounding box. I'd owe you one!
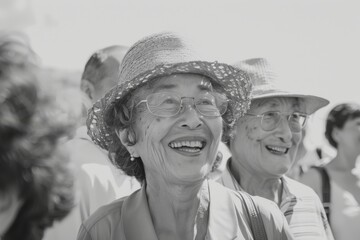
[145,92,227,117]
[261,112,306,132]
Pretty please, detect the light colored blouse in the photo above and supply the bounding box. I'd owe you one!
[77,180,292,240]
[330,180,360,240]
[217,163,334,240]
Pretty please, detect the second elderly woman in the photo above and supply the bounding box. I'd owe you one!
[77,33,294,240]
[217,58,334,240]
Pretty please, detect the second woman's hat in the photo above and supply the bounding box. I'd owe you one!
[234,58,329,114]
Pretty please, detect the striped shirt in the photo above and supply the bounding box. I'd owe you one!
[217,162,334,240]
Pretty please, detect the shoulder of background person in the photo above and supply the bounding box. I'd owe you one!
[63,129,110,167]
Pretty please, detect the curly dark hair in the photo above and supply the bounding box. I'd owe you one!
[0,33,75,240]
[325,103,360,149]
[103,75,235,183]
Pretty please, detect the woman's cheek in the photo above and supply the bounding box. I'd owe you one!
[292,132,302,145]
[137,116,171,145]
[244,122,263,142]
[135,114,158,142]
[207,117,223,140]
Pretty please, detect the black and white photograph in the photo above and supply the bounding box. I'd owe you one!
[1,1,359,239]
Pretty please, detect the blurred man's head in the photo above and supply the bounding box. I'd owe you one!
[81,45,128,104]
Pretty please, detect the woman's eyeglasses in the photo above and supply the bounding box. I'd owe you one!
[136,92,228,117]
[246,111,309,132]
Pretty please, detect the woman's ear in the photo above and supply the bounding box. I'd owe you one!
[80,79,95,101]
[332,127,341,145]
[115,128,139,158]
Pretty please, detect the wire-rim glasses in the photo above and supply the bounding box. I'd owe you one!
[246,111,309,132]
[136,92,228,117]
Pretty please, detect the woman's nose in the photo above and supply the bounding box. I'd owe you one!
[179,102,203,129]
[274,117,293,142]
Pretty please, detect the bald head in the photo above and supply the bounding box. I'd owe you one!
[81,45,128,103]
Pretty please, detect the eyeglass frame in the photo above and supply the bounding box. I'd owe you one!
[245,111,309,132]
[135,92,229,118]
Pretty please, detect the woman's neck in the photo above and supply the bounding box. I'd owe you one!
[145,172,206,240]
[229,158,283,204]
[328,150,357,172]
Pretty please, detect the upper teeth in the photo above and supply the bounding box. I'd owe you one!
[169,141,203,148]
[267,146,287,153]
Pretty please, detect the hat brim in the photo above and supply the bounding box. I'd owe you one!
[87,61,252,150]
[253,91,329,114]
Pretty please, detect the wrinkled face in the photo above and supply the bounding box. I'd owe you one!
[130,74,223,184]
[231,97,304,178]
[336,117,360,162]
[0,189,22,236]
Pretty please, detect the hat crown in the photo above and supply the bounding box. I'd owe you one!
[234,57,329,114]
[234,58,283,96]
[119,32,200,86]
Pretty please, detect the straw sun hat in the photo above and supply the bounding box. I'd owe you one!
[234,58,329,114]
[87,32,253,150]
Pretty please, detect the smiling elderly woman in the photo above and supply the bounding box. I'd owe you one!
[77,33,294,240]
[217,58,334,240]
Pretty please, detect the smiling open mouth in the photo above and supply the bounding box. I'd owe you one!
[265,146,289,154]
[169,140,206,153]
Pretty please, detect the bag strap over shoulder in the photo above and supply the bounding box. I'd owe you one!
[238,191,268,240]
[311,166,331,223]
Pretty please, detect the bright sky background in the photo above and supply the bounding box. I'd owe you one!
[1,0,359,152]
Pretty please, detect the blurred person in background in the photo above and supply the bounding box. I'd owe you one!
[44,45,140,240]
[286,125,331,180]
[80,45,129,124]
[217,58,334,239]
[0,33,75,240]
[77,45,140,214]
[300,103,360,240]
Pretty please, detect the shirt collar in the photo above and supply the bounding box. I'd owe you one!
[121,180,241,240]
[217,158,243,192]
[207,181,243,239]
[121,185,158,240]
